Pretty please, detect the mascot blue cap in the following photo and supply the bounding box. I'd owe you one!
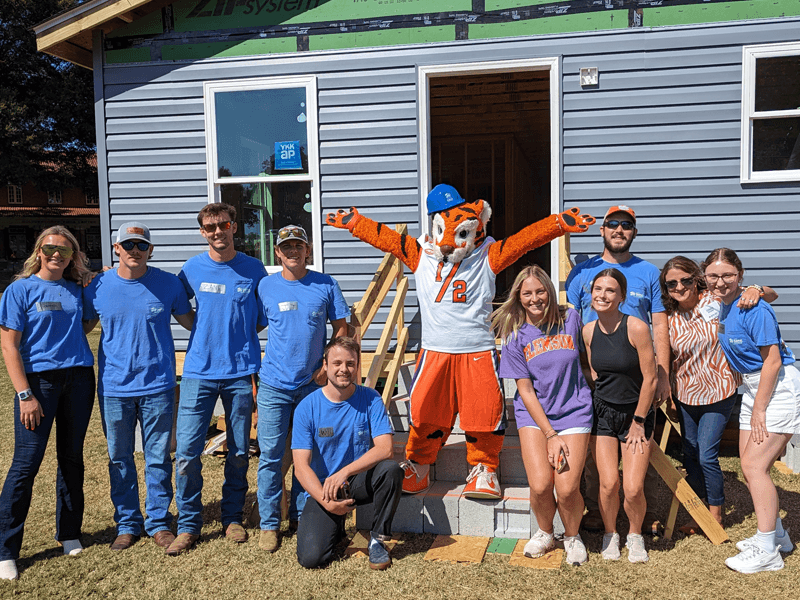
[426,184,465,214]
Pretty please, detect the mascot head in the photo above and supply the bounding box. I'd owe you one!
[427,184,492,264]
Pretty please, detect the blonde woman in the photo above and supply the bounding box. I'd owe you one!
[0,226,95,580]
[494,265,593,566]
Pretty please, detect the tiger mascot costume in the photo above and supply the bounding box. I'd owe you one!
[327,184,594,498]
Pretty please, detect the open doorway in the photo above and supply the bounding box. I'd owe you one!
[421,63,557,298]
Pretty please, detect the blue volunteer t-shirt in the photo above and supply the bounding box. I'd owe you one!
[83,267,192,396]
[292,386,393,497]
[258,270,351,390]
[0,276,93,373]
[566,254,664,324]
[179,251,267,379]
[717,296,795,374]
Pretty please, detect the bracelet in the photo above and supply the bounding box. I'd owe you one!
[745,284,764,297]
[545,430,559,440]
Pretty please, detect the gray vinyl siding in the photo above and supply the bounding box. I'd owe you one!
[97,17,800,353]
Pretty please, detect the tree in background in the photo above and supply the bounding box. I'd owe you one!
[0,0,97,195]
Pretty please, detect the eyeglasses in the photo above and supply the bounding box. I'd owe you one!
[120,240,151,252]
[705,273,739,284]
[603,220,635,231]
[202,220,233,233]
[665,277,695,291]
[41,244,74,259]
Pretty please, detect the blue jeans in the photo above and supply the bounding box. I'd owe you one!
[99,390,176,536]
[256,380,319,531]
[175,376,254,535]
[676,394,737,507]
[0,367,95,561]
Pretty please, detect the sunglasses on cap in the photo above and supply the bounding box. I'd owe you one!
[41,244,74,259]
[603,219,635,231]
[278,227,307,240]
[120,240,151,252]
[665,277,695,291]
[202,220,233,233]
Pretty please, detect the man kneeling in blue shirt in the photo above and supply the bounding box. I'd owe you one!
[292,337,402,570]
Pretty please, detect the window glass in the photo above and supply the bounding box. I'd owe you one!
[221,181,313,267]
[752,117,800,172]
[214,88,309,178]
[755,56,800,112]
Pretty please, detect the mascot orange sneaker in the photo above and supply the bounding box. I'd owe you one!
[464,463,501,499]
[399,461,431,494]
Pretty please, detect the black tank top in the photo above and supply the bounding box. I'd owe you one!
[590,314,643,405]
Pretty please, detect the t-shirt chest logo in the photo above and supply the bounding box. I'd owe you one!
[279,301,298,312]
[524,334,575,361]
[199,282,226,294]
[36,301,63,312]
[236,285,251,295]
[318,427,334,437]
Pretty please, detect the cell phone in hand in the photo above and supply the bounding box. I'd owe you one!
[336,481,352,501]
[556,449,568,474]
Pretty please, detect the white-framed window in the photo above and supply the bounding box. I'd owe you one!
[741,43,800,183]
[86,192,98,206]
[203,75,320,273]
[48,190,62,205]
[7,184,22,204]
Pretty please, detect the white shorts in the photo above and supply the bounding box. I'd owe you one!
[740,364,800,434]
[522,425,592,436]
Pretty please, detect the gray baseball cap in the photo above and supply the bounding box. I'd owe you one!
[116,222,152,244]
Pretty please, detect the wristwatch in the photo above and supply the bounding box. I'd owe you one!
[17,388,33,401]
[632,414,646,425]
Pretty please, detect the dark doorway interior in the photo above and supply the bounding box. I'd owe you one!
[429,69,552,298]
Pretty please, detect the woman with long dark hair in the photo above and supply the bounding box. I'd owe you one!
[0,226,95,580]
[582,268,657,563]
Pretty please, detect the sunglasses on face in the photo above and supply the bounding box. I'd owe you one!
[202,220,233,233]
[41,244,74,259]
[120,240,151,252]
[603,220,635,231]
[665,277,695,291]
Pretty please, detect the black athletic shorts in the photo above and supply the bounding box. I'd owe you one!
[591,397,655,442]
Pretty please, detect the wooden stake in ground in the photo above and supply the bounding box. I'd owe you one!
[648,444,728,545]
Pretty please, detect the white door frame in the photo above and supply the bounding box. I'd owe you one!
[417,56,563,283]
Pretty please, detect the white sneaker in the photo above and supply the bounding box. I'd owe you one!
[601,532,620,560]
[725,544,784,573]
[736,529,793,554]
[0,559,18,580]
[523,529,555,558]
[564,534,588,566]
[626,533,649,563]
[62,539,83,556]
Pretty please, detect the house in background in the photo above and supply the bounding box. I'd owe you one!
[32,0,800,355]
[1,158,101,288]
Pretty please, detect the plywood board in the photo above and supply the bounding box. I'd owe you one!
[509,539,563,569]
[424,535,489,564]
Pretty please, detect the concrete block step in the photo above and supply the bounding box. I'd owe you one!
[781,434,800,473]
[356,481,563,540]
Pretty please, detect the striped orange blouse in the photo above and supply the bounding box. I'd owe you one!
[668,291,741,406]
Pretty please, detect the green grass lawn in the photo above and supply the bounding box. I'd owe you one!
[1,330,799,598]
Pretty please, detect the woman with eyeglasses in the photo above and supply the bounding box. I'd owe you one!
[582,268,657,563]
[659,256,775,534]
[0,226,95,580]
[702,248,799,574]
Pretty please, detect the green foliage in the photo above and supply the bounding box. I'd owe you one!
[0,0,96,194]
